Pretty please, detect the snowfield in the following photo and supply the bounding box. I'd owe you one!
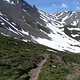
[32,11,80,53]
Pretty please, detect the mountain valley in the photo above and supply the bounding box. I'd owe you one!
[0,0,80,80]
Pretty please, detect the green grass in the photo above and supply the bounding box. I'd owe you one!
[0,35,49,80]
[39,65,70,80]
[0,35,80,80]
[38,53,80,80]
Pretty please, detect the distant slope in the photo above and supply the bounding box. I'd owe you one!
[0,0,80,53]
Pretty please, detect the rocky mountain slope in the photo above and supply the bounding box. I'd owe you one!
[0,0,80,53]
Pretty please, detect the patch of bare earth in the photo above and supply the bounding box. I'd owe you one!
[29,59,47,80]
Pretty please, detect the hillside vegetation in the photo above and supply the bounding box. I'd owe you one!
[0,35,80,80]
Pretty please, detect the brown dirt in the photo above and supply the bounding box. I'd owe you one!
[29,59,47,80]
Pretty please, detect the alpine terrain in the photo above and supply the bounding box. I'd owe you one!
[0,0,80,53]
[1,0,80,80]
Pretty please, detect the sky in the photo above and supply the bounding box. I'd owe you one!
[25,0,80,13]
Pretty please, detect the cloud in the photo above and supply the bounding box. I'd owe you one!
[61,3,67,8]
[52,3,68,9]
[76,6,80,11]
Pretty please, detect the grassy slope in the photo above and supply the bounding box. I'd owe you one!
[0,35,48,80]
[0,35,80,80]
[39,51,80,80]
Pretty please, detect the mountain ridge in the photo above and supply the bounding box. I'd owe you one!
[0,0,80,53]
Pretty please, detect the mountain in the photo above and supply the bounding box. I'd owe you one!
[0,0,80,53]
[1,1,80,80]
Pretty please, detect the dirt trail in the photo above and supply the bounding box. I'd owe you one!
[29,59,47,80]
[65,68,80,80]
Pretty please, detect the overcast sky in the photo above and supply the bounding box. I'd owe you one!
[25,0,80,13]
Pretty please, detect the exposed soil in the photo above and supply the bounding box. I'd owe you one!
[29,59,47,80]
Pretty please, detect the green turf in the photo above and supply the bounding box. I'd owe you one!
[0,35,80,80]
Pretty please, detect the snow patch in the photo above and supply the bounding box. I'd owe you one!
[11,22,16,26]
[47,49,57,53]
[0,12,3,16]
[22,39,28,42]
[1,22,5,25]
[10,1,15,5]
[57,12,64,17]
[8,27,18,34]
[21,29,29,36]
[1,32,9,36]
[0,16,18,31]
[4,0,10,2]
[23,9,27,12]
[17,0,19,3]
[4,0,15,5]
[68,27,80,31]
[71,21,78,26]
[71,34,79,37]
[40,29,48,34]
[62,16,69,22]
